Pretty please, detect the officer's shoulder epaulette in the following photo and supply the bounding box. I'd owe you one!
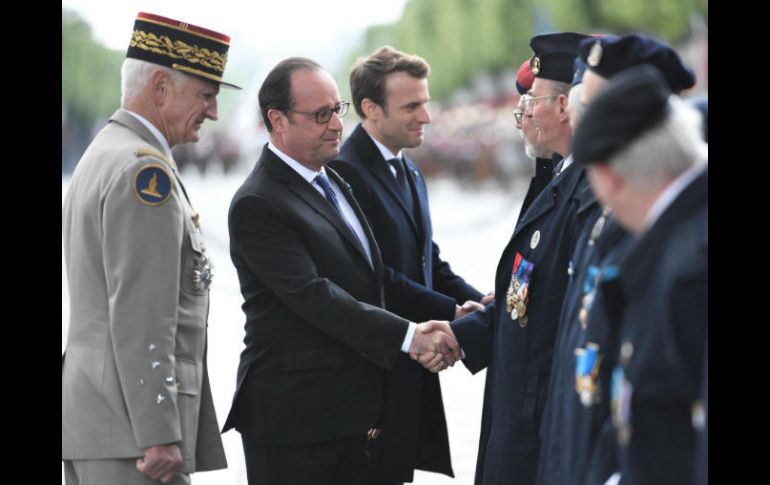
[134,147,177,172]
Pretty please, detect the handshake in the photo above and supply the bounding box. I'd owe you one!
[408,298,489,373]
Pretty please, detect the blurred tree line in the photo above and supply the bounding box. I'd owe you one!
[62,1,706,175]
[62,9,124,172]
[337,0,707,102]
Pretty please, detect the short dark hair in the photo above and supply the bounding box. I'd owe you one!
[349,46,430,119]
[259,57,322,132]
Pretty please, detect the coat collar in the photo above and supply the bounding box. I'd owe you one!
[347,124,420,234]
[514,158,585,236]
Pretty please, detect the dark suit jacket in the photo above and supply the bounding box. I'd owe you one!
[451,160,587,485]
[329,124,483,481]
[612,170,708,485]
[222,145,410,447]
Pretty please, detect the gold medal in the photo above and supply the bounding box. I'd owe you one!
[516,300,527,318]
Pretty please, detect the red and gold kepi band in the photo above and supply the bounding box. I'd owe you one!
[126,12,240,89]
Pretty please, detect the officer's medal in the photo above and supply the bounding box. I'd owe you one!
[193,248,214,294]
[193,257,213,294]
[506,252,534,327]
[611,365,634,446]
[574,342,602,407]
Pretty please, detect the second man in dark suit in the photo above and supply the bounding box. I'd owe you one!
[329,46,491,484]
[223,57,462,485]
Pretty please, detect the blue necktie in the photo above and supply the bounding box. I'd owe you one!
[314,174,342,213]
[314,173,372,266]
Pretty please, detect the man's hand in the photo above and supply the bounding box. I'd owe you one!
[136,444,182,484]
[367,428,382,440]
[409,320,461,372]
[455,300,486,319]
[480,291,495,305]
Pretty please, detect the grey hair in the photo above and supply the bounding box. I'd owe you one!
[609,96,707,189]
[120,58,188,105]
[542,78,571,98]
[568,84,586,130]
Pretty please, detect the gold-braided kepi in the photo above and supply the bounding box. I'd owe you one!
[127,12,240,89]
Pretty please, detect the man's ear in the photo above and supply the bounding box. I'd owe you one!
[267,109,287,134]
[558,93,570,122]
[149,69,170,105]
[361,98,382,122]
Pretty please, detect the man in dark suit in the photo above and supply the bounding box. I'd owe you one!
[572,65,708,485]
[223,57,462,485]
[328,46,491,485]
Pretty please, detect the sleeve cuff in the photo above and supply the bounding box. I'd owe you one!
[400,321,417,353]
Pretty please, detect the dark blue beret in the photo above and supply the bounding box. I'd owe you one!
[578,33,695,93]
[573,65,672,166]
[530,32,590,84]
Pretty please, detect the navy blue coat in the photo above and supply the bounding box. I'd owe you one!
[518,157,554,224]
[329,124,483,482]
[611,170,708,485]
[451,160,587,485]
[536,179,634,485]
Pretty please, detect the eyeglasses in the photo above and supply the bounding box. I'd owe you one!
[285,101,350,124]
[522,94,559,111]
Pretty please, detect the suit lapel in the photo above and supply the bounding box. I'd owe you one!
[328,167,383,280]
[350,125,420,237]
[402,156,428,246]
[262,148,375,272]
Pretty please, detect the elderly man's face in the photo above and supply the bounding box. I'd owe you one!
[525,78,565,154]
[163,75,220,146]
[517,94,549,159]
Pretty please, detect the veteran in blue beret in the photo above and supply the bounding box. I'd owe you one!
[573,65,708,485]
[62,12,240,485]
[577,32,696,107]
[535,32,637,485]
[445,31,596,485]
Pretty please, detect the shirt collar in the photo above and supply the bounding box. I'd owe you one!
[267,142,328,185]
[124,110,174,161]
[363,126,403,161]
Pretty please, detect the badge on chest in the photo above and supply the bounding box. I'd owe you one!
[506,252,535,327]
[575,342,603,407]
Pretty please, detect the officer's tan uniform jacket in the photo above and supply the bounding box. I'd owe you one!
[62,109,226,473]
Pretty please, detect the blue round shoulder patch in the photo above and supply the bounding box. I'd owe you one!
[134,164,173,206]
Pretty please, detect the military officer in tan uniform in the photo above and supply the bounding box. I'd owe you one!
[62,12,240,485]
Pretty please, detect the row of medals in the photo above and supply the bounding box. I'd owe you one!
[506,278,529,327]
